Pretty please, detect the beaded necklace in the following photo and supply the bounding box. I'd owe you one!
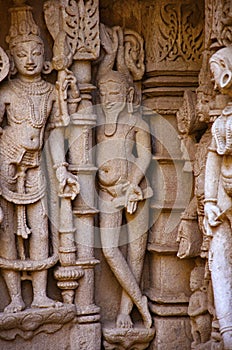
[9,79,53,129]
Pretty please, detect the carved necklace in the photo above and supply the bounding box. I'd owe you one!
[213,103,232,155]
[9,79,53,129]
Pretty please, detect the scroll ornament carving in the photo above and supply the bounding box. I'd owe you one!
[158,2,204,62]
[210,0,232,48]
[97,24,145,83]
[44,0,100,61]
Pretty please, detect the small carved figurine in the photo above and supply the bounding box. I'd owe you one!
[188,266,211,349]
[0,2,79,313]
[96,25,153,329]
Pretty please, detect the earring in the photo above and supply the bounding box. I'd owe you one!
[220,69,232,89]
[42,61,53,74]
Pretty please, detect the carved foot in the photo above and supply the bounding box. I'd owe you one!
[116,313,133,328]
[31,295,62,309]
[4,295,25,313]
[141,296,152,329]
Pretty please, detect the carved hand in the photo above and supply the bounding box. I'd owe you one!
[204,202,221,227]
[125,183,143,214]
[56,165,80,200]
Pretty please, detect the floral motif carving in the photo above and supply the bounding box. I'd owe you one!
[44,0,100,60]
[209,0,232,48]
[158,2,204,62]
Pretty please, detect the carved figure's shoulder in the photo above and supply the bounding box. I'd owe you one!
[0,81,14,103]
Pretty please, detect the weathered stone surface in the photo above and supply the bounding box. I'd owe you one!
[103,327,155,350]
[0,0,229,349]
[151,316,192,350]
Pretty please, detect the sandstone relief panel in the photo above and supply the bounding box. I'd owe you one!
[176,1,232,349]
[95,23,155,348]
[0,0,231,349]
[0,1,156,349]
[142,0,204,72]
[0,0,100,348]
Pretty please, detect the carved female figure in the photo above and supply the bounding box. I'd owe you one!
[188,266,211,348]
[204,46,232,349]
[97,25,152,329]
[0,3,78,313]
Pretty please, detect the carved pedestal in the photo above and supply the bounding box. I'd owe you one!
[103,326,155,350]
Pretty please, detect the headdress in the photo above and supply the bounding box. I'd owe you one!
[6,0,43,50]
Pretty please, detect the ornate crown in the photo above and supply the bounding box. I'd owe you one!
[6,0,43,49]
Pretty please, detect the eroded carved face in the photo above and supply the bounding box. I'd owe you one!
[210,49,232,94]
[196,92,210,123]
[12,40,44,79]
[190,275,202,292]
[99,79,127,116]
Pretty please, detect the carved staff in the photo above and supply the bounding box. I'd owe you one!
[44,4,83,301]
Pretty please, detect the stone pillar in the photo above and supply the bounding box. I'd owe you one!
[69,60,100,325]
[142,0,204,348]
[43,1,101,348]
[66,9,101,347]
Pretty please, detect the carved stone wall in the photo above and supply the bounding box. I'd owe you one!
[0,1,230,350]
[141,0,204,348]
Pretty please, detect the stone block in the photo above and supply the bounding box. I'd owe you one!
[149,316,192,350]
[148,254,195,303]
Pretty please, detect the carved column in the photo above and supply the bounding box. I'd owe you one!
[70,59,101,335]
[44,1,101,348]
[62,1,101,348]
[142,1,204,348]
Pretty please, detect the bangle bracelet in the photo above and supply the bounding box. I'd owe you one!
[53,162,68,170]
[203,198,217,204]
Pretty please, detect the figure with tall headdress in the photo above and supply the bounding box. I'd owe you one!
[0,1,79,313]
[96,24,153,329]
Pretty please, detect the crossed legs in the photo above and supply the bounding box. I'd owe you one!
[100,194,151,328]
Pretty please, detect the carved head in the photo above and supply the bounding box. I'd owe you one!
[6,3,44,79]
[210,46,232,94]
[10,40,44,79]
[190,266,205,292]
[98,70,134,116]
